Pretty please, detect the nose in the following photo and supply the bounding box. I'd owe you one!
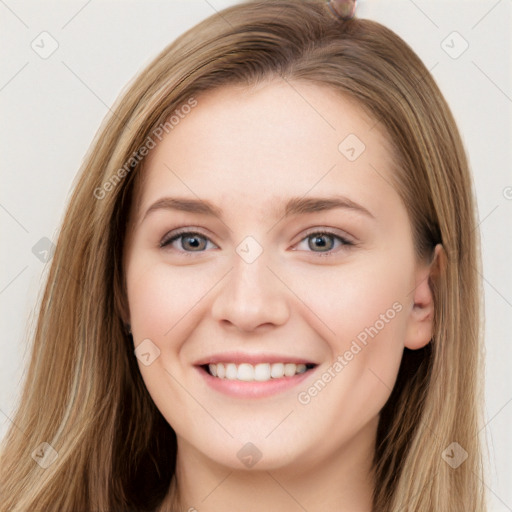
[210,249,290,332]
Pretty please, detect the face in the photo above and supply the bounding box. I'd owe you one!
[123,80,435,475]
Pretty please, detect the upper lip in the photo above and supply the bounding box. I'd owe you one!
[194,352,318,366]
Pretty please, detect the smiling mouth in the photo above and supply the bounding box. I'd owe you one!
[201,362,317,382]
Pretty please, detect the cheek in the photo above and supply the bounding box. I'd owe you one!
[290,252,412,354]
[126,258,215,340]
[292,255,411,435]
[125,258,215,398]
[125,258,216,434]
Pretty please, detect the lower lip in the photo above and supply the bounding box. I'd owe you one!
[196,366,316,399]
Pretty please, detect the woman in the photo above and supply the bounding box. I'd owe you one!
[0,0,487,510]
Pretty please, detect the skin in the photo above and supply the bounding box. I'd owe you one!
[123,79,442,512]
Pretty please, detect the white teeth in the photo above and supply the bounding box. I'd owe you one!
[216,363,225,379]
[271,362,284,378]
[284,363,296,377]
[254,363,271,381]
[237,363,254,381]
[226,363,237,380]
[206,362,311,381]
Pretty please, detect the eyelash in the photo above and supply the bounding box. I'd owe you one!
[159,227,354,258]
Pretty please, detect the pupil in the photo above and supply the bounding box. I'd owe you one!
[311,234,331,252]
[185,236,202,250]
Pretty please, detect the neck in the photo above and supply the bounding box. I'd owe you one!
[168,416,377,512]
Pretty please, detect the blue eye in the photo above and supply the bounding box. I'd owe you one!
[160,231,214,253]
[159,229,353,257]
[296,231,353,255]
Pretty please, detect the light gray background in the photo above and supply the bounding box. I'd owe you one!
[1,0,511,508]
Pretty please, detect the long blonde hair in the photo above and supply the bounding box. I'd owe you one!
[0,1,487,510]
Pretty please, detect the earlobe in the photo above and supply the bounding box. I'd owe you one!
[404,244,445,350]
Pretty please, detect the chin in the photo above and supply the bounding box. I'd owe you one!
[184,434,307,473]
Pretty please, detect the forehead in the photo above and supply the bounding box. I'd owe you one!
[133,80,400,223]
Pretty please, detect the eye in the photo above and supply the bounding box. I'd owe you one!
[294,230,353,256]
[160,230,216,254]
[159,228,354,257]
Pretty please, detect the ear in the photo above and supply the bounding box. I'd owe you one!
[404,244,445,350]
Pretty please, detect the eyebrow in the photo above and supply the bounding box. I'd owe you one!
[142,195,375,222]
